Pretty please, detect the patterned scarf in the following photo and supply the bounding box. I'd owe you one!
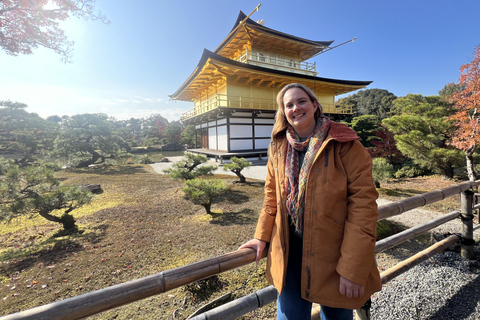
[285,116,331,235]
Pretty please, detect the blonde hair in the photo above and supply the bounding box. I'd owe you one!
[271,83,323,138]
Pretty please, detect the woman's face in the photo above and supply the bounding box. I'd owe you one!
[283,87,318,137]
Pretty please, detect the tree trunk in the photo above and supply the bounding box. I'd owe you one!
[203,203,211,215]
[465,151,477,182]
[38,211,77,231]
[235,172,246,183]
[442,166,454,180]
[38,210,62,224]
[60,213,77,230]
[76,151,103,168]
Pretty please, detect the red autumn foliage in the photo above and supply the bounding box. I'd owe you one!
[0,0,108,62]
[448,45,480,180]
[369,124,404,165]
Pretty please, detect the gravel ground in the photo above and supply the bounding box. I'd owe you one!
[371,249,480,320]
[151,157,480,320]
[149,156,268,181]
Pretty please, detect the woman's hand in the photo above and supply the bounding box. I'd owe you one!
[339,275,364,298]
[238,239,267,264]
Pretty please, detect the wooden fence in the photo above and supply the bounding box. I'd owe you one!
[1,180,479,320]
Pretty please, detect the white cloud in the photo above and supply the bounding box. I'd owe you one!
[0,81,192,122]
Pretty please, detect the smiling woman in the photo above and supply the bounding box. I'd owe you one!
[282,86,320,138]
[239,83,381,319]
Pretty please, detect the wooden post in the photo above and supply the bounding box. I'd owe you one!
[475,193,480,223]
[461,190,474,259]
[354,299,372,320]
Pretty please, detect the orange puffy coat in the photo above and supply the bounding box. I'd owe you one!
[254,121,382,309]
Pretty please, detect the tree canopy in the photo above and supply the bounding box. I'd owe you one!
[0,160,92,231]
[448,45,480,181]
[349,115,381,148]
[0,100,58,166]
[223,157,252,183]
[54,113,128,168]
[164,153,217,180]
[0,0,108,62]
[182,179,226,215]
[337,88,397,119]
[369,125,404,166]
[383,94,464,179]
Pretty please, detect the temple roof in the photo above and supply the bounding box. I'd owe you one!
[170,49,372,101]
[214,11,334,62]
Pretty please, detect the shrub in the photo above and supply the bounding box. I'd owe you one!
[182,178,226,214]
[139,154,154,164]
[394,160,428,179]
[223,157,252,183]
[164,153,217,180]
[372,158,394,188]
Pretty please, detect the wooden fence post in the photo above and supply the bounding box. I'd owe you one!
[461,190,474,259]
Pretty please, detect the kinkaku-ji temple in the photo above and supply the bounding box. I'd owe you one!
[170,7,372,160]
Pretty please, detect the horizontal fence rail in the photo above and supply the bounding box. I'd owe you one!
[2,180,479,320]
[377,180,477,221]
[375,210,461,253]
[0,250,262,320]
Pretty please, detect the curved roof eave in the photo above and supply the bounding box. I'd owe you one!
[214,11,334,54]
[169,49,215,100]
[170,49,372,100]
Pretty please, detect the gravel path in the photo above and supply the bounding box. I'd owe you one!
[149,156,268,181]
[151,157,480,319]
[371,248,480,320]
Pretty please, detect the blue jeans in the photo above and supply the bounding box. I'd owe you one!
[277,226,353,320]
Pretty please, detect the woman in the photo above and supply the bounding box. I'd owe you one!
[239,83,381,320]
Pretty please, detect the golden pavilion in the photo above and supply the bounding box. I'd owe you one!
[170,9,371,160]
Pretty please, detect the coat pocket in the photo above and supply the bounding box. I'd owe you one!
[310,216,343,263]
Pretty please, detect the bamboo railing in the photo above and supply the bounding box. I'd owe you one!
[1,180,479,320]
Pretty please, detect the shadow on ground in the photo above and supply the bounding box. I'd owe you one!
[209,208,258,226]
[0,224,109,275]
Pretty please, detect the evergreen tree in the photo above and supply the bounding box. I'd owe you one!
[181,125,199,148]
[350,115,381,148]
[0,160,92,232]
[182,179,226,215]
[165,121,183,143]
[383,94,464,179]
[372,158,394,188]
[336,89,397,119]
[54,113,128,168]
[164,153,217,180]
[223,157,252,183]
[0,100,59,166]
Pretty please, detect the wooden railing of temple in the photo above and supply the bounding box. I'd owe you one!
[180,94,351,121]
[1,180,479,320]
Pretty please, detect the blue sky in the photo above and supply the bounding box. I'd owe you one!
[1,0,479,122]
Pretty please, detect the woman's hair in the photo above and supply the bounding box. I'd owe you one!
[271,83,324,138]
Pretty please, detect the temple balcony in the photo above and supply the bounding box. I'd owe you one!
[236,49,317,76]
[180,94,352,122]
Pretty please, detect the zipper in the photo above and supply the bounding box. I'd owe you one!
[323,148,329,183]
[306,266,311,298]
[307,266,311,290]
